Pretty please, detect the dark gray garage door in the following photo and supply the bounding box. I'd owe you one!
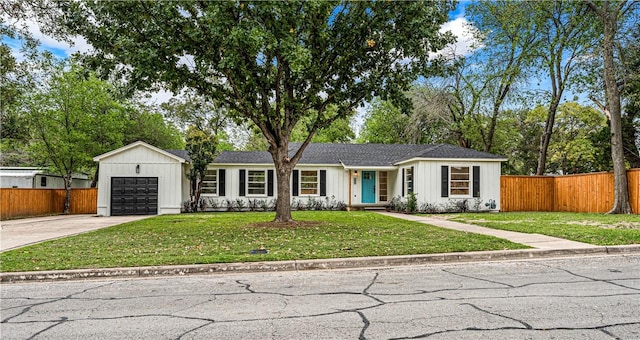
[110,177,158,216]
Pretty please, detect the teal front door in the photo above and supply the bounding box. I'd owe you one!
[362,171,376,203]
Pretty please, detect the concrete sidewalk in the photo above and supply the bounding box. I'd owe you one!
[376,211,599,250]
[0,214,152,252]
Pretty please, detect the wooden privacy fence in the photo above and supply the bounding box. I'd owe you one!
[0,188,97,220]
[501,169,640,213]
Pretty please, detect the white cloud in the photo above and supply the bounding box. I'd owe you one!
[144,89,177,105]
[440,17,478,57]
[431,17,480,60]
[3,17,92,61]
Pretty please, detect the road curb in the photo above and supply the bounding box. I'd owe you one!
[2,245,640,283]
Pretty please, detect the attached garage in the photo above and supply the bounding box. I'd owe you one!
[93,141,190,216]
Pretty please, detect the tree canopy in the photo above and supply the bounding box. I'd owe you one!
[26,62,125,213]
[58,0,455,221]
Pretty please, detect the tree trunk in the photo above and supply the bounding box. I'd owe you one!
[483,107,499,153]
[601,8,632,214]
[90,165,99,188]
[188,171,198,212]
[63,175,72,214]
[195,178,203,211]
[270,142,295,222]
[536,98,562,175]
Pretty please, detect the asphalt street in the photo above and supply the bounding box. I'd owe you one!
[1,254,639,339]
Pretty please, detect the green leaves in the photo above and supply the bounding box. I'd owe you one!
[58,1,455,133]
[27,62,125,178]
[57,0,455,220]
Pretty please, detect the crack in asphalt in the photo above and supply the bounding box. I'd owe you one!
[235,279,255,293]
[538,263,640,292]
[2,262,639,339]
[461,302,532,329]
[387,321,640,339]
[1,281,116,324]
[26,317,68,340]
[356,310,371,340]
[175,320,215,340]
[441,268,515,288]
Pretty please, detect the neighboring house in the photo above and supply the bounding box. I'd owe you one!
[0,167,91,189]
[93,141,506,216]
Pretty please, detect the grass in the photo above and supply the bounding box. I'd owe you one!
[0,211,527,272]
[449,212,640,246]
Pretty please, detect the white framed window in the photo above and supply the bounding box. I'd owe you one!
[247,170,266,195]
[300,170,319,195]
[404,167,413,195]
[201,169,217,195]
[379,171,388,202]
[450,166,470,196]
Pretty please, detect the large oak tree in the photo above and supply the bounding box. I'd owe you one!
[58,1,455,221]
[586,0,635,214]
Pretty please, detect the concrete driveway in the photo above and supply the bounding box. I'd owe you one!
[0,214,152,252]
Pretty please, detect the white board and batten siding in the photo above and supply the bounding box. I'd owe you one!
[204,164,349,204]
[94,142,187,216]
[394,160,502,211]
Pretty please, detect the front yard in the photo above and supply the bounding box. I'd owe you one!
[2,211,638,273]
[0,211,526,272]
[449,212,640,245]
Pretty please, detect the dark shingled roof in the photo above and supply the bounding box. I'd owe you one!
[212,143,505,166]
[165,149,192,162]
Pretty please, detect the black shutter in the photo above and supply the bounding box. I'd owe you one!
[292,170,299,196]
[218,169,226,196]
[239,169,246,196]
[409,166,414,194]
[473,166,480,198]
[267,170,274,196]
[320,170,326,196]
[401,168,405,197]
[441,166,449,197]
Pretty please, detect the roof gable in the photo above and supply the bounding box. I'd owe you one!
[93,141,188,163]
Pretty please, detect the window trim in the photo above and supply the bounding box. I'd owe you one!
[246,169,267,196]
[299,170,319,196]
[379,171,388,202]
[404,166,413,196]
[449,166,471,197]
[201,169,218,196]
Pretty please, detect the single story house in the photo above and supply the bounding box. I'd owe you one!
[0,167,91,189]
[93,141,506,216]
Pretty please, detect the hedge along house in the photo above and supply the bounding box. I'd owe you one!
[94,141,506,216]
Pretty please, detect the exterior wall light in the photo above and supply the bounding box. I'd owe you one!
[136,164,140,174]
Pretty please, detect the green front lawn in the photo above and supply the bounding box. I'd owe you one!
[450,212,640,246]
[0,211,527,272]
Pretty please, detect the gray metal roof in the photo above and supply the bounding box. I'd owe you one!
[212,143,505,166]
